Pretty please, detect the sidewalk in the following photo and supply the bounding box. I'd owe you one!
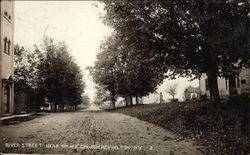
[0,113,37,125]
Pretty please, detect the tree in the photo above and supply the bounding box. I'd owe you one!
[14,44,44,112]
[82,95,90,106]
[94,85,114,106]
[37,37,85,111]
[88,39,120,107]
[102,0,250,104]
[165,83,178,99]
[89,33,165,107]
[14,44,44,88]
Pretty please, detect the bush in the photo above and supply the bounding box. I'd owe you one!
[170,99,178,102]
[200,94,208,101]
[227,94,250,106]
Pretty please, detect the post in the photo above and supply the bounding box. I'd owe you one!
[160,92,163,103]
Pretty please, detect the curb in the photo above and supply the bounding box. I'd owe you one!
[0,113,37,126]
[0,113,34,121]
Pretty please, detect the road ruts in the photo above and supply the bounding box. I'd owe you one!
[0,107,204,155]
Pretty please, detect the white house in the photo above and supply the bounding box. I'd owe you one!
[199,68,250,99]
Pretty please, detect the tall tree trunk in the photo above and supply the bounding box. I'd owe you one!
[136,96,139,105]
[112,96,115,108]
[129,95,133,106]
[207,69,220,104]
[125,97,128,106]
[205,48,220,104]
[54,103,57,112]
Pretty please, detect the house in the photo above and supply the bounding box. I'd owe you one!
[0,0,15,116]
[199,68,250,99]
[184,86,200,101]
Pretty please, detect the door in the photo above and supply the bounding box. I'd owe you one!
[3,85,10,114]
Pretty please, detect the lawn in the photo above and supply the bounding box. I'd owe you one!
[106,101,250,154]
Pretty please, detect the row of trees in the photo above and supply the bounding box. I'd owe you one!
[89,33,165,107]
[89,0,249,106]
[14,37,87,112]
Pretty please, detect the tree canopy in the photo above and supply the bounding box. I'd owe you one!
[14,44,43,89]
[89,32,165,107]
[101,0,250,103]
[14,44,44,111]
[37,37,85,111]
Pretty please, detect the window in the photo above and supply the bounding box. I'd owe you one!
[205,79,209,90]
[241,79,246,84]
[3,37,7,53]
[3,85,10,113]
[7,40,11,55]
[3,37,10,55]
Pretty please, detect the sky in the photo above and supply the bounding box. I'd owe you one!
[15,1,199,103]
[15,1,112,102]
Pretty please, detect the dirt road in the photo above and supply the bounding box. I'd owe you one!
[0,106,203,155]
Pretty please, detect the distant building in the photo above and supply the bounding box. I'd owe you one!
[184,86,200,101]
[0,0,15,116]
[199,68,250,99]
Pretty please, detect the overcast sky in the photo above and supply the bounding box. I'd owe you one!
[15,1,113,101]
[15,1,198,103]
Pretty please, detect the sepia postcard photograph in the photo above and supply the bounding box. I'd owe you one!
[0,0,249,154]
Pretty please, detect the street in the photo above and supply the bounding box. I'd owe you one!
[1,105,203,155]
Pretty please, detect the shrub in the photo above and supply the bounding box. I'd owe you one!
[170,99,178,102]
[227,94,250,106]
[200,94,208,101]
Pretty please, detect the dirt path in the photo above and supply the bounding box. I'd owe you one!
[0,108,203,155]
